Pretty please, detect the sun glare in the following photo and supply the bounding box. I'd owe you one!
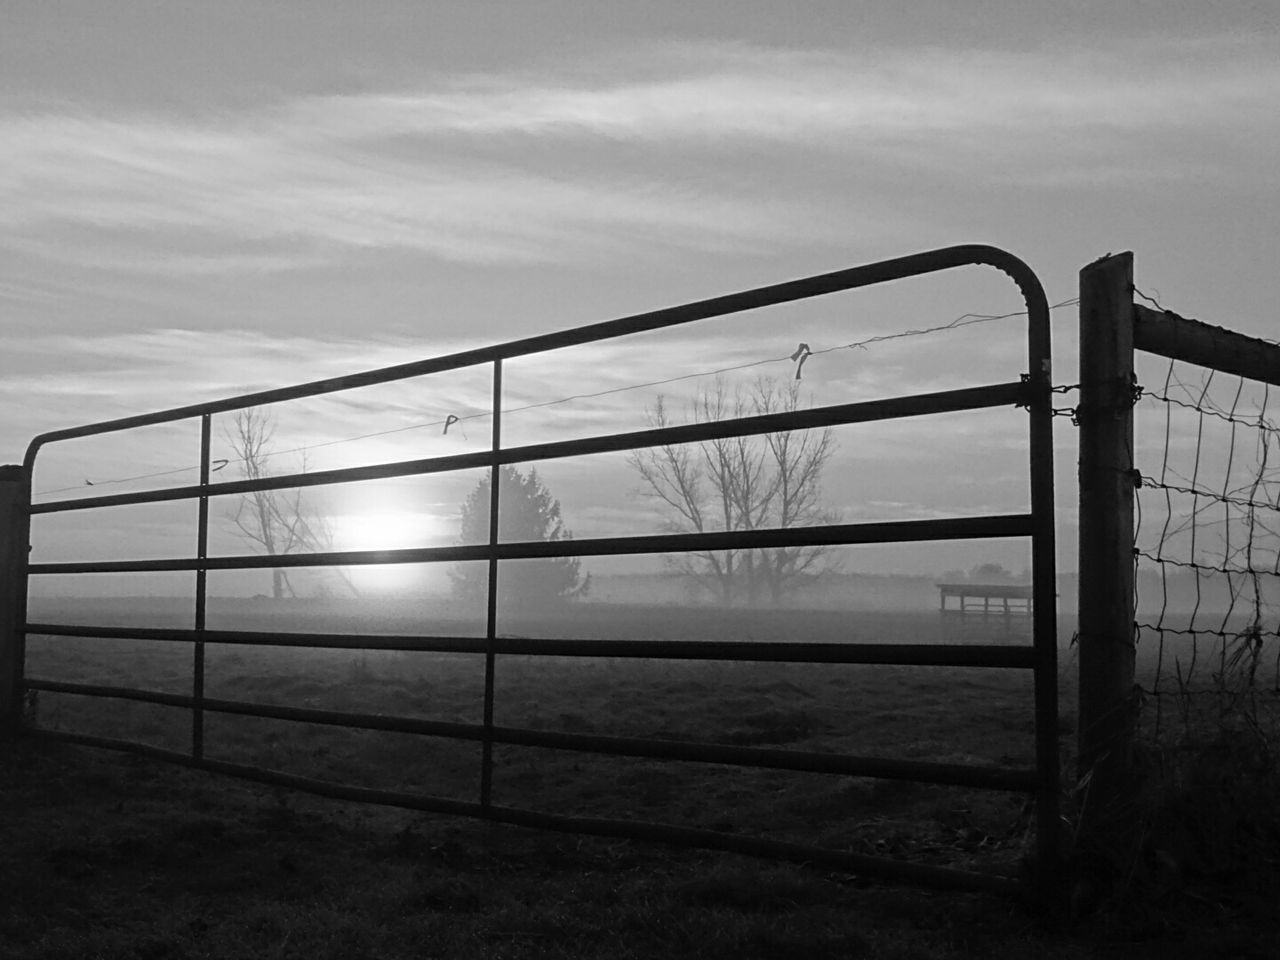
[334,510,452,594]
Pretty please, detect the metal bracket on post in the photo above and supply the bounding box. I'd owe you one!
[0,464,31,738]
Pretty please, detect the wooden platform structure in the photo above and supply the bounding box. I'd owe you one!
[937,582,1032,616]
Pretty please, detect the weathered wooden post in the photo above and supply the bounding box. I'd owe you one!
[0,464,31,738]
[1076,253,1138,848]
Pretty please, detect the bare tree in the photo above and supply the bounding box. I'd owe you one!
[628,377,837,606]
[224,407,359,600]
[754,382,841,604]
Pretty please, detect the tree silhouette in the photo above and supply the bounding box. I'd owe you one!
[629,376,837,606]
[223,407,359,600]
[967,561,1022,583]
[450,466,587,608]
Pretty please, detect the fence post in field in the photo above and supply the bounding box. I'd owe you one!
[1076,252,1138,847]
[0,464,31,738]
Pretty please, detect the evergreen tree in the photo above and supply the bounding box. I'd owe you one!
[450,466,587,607]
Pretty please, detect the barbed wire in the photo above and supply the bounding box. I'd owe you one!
[1134,284,1280,349]
[36,297,1079,497]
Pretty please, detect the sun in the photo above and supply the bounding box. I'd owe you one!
[338,512,427,553]
[332,510,451,594]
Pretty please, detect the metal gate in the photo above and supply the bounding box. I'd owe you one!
[3,245,1060,892]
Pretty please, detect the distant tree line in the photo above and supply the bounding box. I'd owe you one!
[940,562,1029,584]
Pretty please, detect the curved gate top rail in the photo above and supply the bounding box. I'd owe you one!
[23,244,1049,467]
[8,244,1059,894]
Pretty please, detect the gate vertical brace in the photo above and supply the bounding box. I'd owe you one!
[480,359,503,810]
[1076,252,1138,850]
[193,414,211,761]
[0,465,31,738]
[1023,272,1061,885]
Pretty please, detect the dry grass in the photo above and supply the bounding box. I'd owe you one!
[7,599,1277,957]
[25,603,1046,875]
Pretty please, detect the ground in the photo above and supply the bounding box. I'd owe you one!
[3,739,1276,960]
[8,601,1277,957]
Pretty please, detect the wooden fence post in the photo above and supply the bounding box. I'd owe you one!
[1076,253,1139,847]
[0,464,31,738]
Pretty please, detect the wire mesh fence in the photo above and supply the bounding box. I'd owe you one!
[1133,354,1280,746]
[1068,252,1280,893]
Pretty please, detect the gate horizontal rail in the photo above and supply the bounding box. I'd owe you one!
[29,381,1028,515]
[26,623,1037,666]
[10,243,1059,893]
[27,679,1037,791]
[28,514,1034,575]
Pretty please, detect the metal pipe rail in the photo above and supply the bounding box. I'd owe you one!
[25,678,1038,792]
[29,514,1034,575]
[26,622,1039,666]
[29,381,1027,515]
[22,244,1048,466]
[13,243,1060,893]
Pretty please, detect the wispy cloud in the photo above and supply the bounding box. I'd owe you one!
[297,37,1275,137]
[0,103,816,273]
[287,36,1280,174]
[6,35,1273,275]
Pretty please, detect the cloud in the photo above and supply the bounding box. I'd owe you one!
[0,103,817,273]
[0,278,70,303]
[7,35,1273,275]
[2,324,799,458]
[287,36,1280,169]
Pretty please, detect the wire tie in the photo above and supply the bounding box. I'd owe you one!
[789,343,811,380]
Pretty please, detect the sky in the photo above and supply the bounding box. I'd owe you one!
[3,1,1278,595]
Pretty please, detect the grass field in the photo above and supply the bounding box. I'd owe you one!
[25,601,1054,871]
[8,597,1278,957]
